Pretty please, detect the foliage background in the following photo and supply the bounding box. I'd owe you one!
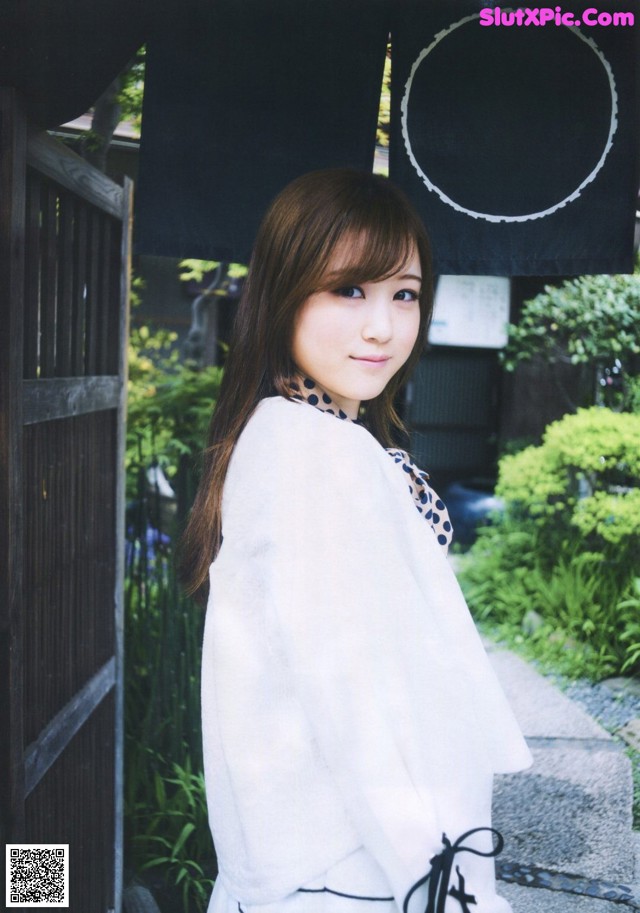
[461,319,640,682]
[501,265,640,413]
[461,407,640,680]
[125,318,222,911]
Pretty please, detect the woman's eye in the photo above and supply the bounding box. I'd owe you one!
[394,289,420,302]
[334,286,364,299]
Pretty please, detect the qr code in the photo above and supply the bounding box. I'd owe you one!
[6,845,69,907]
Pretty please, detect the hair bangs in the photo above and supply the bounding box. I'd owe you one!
[317,222,418,293]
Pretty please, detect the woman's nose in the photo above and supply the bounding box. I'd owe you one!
[362,300,393,342]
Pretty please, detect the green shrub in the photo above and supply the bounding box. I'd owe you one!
[127,326,222,509]
[459,408,640,680]
[572,489,640,546]
[497,407,640,564]
[501,265,640,411]
[627,375,640,414]
[502,271,640,372]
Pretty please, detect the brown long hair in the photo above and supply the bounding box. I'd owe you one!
[179,168,434,602]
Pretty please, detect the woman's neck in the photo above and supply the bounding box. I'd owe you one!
[289,374,360,422]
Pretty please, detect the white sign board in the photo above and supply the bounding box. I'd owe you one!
[428,275,511,349]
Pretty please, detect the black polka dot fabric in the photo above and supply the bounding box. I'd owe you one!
[289,376,453,554]
[386,448,453,553]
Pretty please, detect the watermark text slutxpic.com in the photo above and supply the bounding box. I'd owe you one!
[479,7,635,27]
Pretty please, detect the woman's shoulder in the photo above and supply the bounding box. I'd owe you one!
[241,395,371,450]
[250,394,353,427]
[231,396,384,483]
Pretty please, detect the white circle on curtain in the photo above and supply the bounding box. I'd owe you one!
[400,12,618,222]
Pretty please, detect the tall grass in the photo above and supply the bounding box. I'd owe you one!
[124,457,215,912]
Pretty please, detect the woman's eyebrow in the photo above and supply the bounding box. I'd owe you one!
[399,273,422,283]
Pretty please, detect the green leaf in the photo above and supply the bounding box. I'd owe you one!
[172,821,196,857]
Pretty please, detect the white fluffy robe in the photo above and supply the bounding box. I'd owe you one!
[202,397,532,913]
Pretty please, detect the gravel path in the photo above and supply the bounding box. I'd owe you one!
[555,677,640,734]
[535,668,640,833]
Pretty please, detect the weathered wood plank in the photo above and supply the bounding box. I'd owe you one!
[55,191,74,376]
[24,658,116,797]
[85,209,100,375]
[0,87,27,839]
[23,410,118,740]
[72,203,88,375]
[98,215,112,374]
[40,184,58,377]
[114,176,133,909]
[107,220,122,375]
[27,132,124,220]
[23,172,41,379]
[23,376,120,424]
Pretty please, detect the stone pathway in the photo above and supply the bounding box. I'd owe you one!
[487,644,640,911]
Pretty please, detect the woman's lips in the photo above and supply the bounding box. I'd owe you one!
[351,355,390,364]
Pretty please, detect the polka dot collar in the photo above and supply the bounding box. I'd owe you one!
[287,375,454,553]
[289,376,359,422]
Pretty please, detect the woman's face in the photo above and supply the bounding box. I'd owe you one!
[291,246,422,419]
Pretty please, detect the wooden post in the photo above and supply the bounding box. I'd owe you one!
[114,175,133,913]
[0,87,27,841]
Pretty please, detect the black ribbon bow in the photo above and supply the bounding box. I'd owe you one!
[403,827,505,913]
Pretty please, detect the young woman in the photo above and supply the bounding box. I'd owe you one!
[181,169,532,913]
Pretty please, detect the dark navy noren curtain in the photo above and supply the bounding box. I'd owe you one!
[135,0,389,263]
[390,0,640,275]
[136,0,639,275]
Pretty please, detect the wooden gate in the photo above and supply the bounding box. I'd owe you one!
[0,89,131,913]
